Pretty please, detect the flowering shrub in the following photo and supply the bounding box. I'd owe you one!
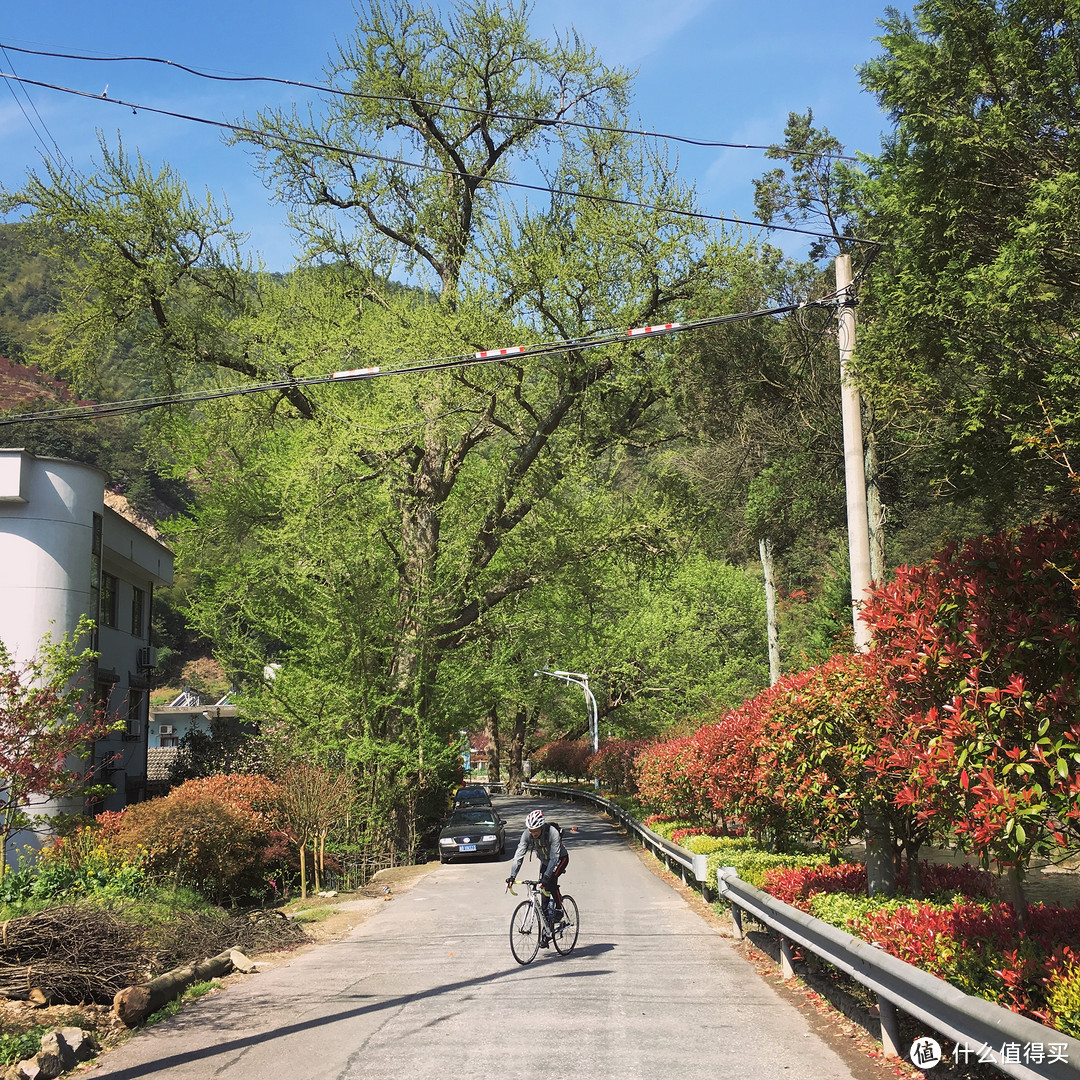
[670,826,727,845]
[850,901,1080,1017]
[635,738,704,819]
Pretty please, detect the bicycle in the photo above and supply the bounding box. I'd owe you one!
[506,879,579,965]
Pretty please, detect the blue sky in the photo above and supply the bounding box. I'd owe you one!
[0,1,895,270]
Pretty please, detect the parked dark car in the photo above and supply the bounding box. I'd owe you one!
[438,806,505,863]
[453,785,493,810]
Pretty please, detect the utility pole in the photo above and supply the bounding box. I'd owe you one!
[836,254,873,652]
[837,254,894,900]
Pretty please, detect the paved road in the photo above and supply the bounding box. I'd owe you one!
[88,796,866,1080]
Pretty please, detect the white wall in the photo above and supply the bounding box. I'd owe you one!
[0,450,174,853]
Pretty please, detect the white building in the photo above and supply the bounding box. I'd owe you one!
[0,449,174,826]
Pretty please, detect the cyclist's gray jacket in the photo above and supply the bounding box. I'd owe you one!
[508,823,563,880]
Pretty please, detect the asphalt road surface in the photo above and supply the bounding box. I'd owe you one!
[87,796,868,1080]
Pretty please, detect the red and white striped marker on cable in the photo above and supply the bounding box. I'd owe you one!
[627,322,680,336]
[330,367,381,379]
[475,345,527,359]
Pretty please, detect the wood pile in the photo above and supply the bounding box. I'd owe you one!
[0,907,143,1005]
[0,906,308,1008]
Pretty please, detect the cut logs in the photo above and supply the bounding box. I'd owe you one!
[112,948,253,1027]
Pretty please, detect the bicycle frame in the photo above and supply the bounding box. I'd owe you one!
[508,878,578,964]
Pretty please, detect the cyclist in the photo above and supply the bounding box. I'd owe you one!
[506,808,568,939]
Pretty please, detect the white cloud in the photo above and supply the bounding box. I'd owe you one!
[530,0,714,64]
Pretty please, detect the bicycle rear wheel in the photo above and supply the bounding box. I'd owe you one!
[553,895,579,954]
[510,900,540,965]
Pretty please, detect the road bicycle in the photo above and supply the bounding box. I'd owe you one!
[506,879,579,965]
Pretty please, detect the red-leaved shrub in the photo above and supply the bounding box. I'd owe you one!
[99,774,281,902]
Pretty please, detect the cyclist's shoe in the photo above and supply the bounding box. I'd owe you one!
[539,935,550,949]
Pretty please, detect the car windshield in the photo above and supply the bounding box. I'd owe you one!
[446,809,497,827]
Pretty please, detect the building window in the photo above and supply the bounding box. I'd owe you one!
[131,586,145,637]
[101,573,119,629]
[90,513,103,651]
[126,687,146,739]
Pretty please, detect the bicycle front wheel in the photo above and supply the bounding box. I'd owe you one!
[510,900,540,965]
[553,895,579,954]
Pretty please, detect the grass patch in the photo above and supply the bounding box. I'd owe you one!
[143,979,222,1027]
[285,905,337,924]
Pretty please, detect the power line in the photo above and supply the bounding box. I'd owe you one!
[0,46,74,174]
[0,70,880,249]
[0,42,861,162]
[0,301,827,427]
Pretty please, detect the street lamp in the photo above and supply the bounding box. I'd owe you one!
[534,668,599,790]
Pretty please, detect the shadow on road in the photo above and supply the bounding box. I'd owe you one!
[93,947,613,1080]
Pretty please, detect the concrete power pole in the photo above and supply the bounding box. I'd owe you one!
[837,254,895,908]
[836,254,873,652]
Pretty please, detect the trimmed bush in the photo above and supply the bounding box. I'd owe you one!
[705,846,824,889]
[98,774,281,902]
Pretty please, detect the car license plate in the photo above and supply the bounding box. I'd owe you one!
[460,843,476,851]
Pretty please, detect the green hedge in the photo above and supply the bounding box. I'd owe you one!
[705,847,825,890]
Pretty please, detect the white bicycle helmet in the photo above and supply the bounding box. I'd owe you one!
[526,809,545,830]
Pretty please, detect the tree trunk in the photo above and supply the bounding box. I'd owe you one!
[484,707,500,783]
[864,412,886,588]
[998,863,1029,927]
[113,948,238,1027]
[507,705,527,794]
[863,802,895,897]
[759,537,782,685]
[384,435,448,737]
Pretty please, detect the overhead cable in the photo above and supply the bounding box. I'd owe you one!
[0,301,828,427]
[0,71,880,249]
[0,42,860,162]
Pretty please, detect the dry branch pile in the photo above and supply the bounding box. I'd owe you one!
[0,906,309,1007]
[0,907,143,1005]
[146,909,307,974]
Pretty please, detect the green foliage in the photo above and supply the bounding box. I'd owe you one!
[704,847,823,890]
[0,1028,46,1066]
[1046,963,1080,1040]
[0,834,146,909]
[856,0,1080,515]
[680,835,741,856]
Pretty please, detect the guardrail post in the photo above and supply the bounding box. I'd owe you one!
[877,996,902,1059]
[730,903,744,940]
[779,936,797,980]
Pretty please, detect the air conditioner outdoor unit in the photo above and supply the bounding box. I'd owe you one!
[159,725,175,736]
[137,646,158,670]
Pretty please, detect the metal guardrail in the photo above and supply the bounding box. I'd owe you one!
[522,782,710,891]
[717,867,1080,1080]
[516,784,1079,1077]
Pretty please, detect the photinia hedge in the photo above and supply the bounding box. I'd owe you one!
[864,518,1080,894]
[588,739,648,795]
